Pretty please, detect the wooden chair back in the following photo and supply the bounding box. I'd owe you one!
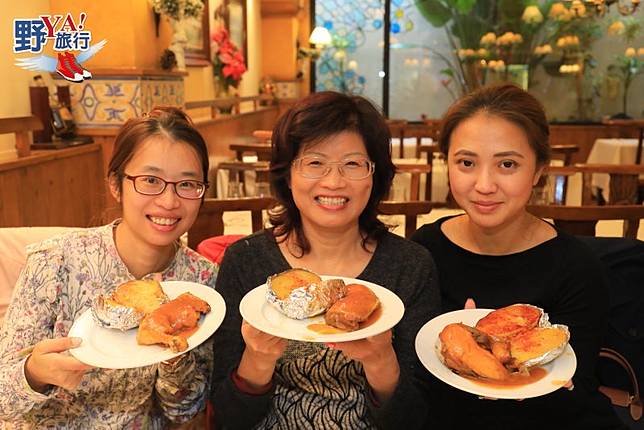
[387,119,408,158]
[379,201,433,238]
[526,204,644,238]
[392,162,433,201]
[573,164,644,205]
[188,197,276,249]
[418,143,443,202]
[187,197,433,248]
[0,116,43,157]
[216,161,271,197]
[550,144,579,166]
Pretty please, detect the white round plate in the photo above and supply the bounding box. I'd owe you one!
[415,309,577,399]
[240,276,405,343]
[68,281,226,369]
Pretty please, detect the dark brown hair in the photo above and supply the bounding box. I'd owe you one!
[107,106,209,195]
[439,84,551,166]
[269,91,395,254]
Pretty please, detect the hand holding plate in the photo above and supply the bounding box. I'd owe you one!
[25,337,94,392]
[328,330,400,402]
[238,320,288,388]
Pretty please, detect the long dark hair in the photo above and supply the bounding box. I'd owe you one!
[269,91,395,255]
[108,106,209,195]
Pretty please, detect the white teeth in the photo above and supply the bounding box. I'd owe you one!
[317,196,347,206]
[149,216,178,226]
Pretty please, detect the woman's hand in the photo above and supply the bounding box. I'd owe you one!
[237,320,287,389]
[24,337,94,393]
[327,330,400,403]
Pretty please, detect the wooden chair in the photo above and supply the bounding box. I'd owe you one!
[187,197,276,249]
[392,162,433,201]
[574,164,644,205]
[535,166,578,205]
[0,116,43,157]
[526,204,644,238]
[386,119,408,158]
[187,197,433,248]
[216,160,271,198]
[379,201,433,239]
[418,143,443,202]
[550,144,579,166]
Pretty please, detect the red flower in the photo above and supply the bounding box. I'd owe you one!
[211,26,246,91]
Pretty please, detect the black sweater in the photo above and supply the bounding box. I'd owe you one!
[411,216,627,430]
[211,230,441,429]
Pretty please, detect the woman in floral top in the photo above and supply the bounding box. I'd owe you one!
[0,107,218,429]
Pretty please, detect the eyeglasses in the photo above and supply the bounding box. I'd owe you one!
[125,174,208,200]
[292,156,375,180]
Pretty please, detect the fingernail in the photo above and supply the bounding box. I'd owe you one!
[71,337,82,347]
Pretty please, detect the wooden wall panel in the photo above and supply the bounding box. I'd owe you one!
[0,144,105,227]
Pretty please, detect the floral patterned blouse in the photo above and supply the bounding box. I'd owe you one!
[0,222,218,429]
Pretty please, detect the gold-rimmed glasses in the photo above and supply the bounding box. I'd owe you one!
[292,156,375,180]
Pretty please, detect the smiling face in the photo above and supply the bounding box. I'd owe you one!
[110,135,203,251]
[289,131,373,234]
[447,112,544,232]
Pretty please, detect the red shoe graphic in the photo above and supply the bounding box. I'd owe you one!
[56,53,83,82]
[65,52,92,79]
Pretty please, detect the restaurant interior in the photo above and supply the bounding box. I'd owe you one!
[0,1,643,428]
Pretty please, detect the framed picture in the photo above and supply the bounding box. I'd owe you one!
[220,0,248,67]
[185,0,211,66]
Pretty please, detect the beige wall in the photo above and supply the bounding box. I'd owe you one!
[2,0,262,158]
[0,1,51,160]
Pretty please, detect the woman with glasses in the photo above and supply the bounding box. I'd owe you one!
[0,107,217,428]
[210,91,441,429]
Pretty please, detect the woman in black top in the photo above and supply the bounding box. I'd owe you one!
[211,92,441,429]
[411,84,626,429]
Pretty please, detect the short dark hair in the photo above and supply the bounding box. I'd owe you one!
[269,91,395,254]
[107,106,209,195]
[439,84,551,166]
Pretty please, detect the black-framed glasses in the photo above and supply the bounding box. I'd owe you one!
[125,174,208,200]
[292,156,375,180]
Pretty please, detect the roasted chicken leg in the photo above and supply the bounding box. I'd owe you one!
[136,292,211,352]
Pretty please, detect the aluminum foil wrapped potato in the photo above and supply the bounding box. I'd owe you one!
[91,279,169,330]
[266,269,347,319]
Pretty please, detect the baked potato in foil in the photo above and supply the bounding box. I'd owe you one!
[266,269,347,319]
[91,279,169,330]
[509,324,570,369]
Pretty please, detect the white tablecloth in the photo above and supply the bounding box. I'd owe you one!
[586,138,641,201]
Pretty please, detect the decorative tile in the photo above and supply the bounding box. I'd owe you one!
[55,76,184,128]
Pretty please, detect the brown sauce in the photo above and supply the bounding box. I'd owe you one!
[466,367,547,388]
[307,305,383,334]
[307,324,346,334]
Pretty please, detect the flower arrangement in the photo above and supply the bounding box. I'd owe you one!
[606,18,643,117]
[211,27,247,93]
[150,0,204,20]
